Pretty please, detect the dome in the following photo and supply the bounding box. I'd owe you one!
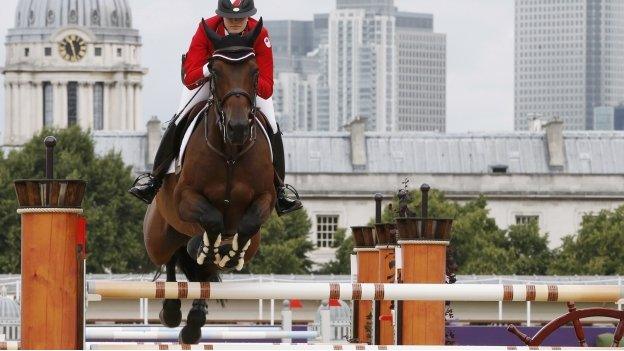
[14,0,133,29]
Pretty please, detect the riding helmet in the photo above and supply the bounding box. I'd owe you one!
[216,0,257,19]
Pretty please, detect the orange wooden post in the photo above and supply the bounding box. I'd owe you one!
[375,223,397,345]
[351,226,377,344]
[395,217,452,346]
[15,137,87,350]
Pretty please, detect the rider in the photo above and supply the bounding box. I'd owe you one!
[128,0,303,216]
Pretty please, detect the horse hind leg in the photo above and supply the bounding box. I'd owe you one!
[176,247,220,344]
[159,256,182,328]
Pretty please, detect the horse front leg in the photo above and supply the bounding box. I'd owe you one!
[215,192,274,271]
[177,189,225,266]
[159,253,182,328]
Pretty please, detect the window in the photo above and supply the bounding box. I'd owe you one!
[67,82,78,126]
[44,47,52,56]
[24,48,29,57]
[316,215,339,248]
[95,47,102,57]
[515,215,539,225]
[43,82,53,126]
[117,48,122,57]
[93,82,104,130]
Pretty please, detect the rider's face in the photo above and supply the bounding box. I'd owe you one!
[224,17,249,34]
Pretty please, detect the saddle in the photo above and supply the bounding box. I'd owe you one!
[166,100,273,175]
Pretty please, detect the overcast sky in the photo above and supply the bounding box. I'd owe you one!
[0,0,514,133]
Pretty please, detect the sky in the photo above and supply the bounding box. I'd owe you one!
[0,0,515,133]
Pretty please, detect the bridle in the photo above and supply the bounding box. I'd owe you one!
[207,47,260,146]
[203,47,261,206]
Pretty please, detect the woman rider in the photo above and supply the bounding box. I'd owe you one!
[128,0,303,216]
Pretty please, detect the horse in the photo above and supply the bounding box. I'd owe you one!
[142,19,276,344]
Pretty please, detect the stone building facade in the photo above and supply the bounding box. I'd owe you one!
[3,0,147,145]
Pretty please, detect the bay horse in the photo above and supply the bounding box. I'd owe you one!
[142,19,275,344]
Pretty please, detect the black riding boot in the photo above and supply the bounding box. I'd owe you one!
[271,124,303,216]
[128,121,179,204]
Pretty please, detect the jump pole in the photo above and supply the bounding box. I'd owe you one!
[14,137,87,350]
[350,226,378,344]
[86,281,623,302]
[395,184,452,345]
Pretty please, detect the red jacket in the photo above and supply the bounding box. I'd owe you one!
[182,16,274,99]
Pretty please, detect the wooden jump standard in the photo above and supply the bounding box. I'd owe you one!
[87,281,623,302]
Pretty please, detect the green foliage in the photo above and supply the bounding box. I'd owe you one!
[244,208,315,274]
[377,189,552,275]
[0,127,150,273]
[549,207,624,275]
[315,228,353,274]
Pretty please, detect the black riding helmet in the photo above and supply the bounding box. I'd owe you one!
[216,0,257,19]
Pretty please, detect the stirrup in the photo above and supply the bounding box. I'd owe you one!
[132,173,154,186]
[282,184,301,200]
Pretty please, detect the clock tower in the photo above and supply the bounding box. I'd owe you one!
[3,0,147,146]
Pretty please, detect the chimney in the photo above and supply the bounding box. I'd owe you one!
[146,116,162,170]
[543,118,565,170]
[345,116,367,169]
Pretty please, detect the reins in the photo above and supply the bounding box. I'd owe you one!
[203,66,260,207]
[203,102,258,207]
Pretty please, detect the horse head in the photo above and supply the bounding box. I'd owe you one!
[202,18,263,146]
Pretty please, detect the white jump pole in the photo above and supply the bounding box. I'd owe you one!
[87,281,624,303]
[0,341,19,350]
[85,329,318,341]
[86,326,283,332]
[86,344,605,350]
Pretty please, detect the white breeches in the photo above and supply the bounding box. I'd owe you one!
[175,84,278,134]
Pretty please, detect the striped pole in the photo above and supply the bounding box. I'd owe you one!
[87,281,624,302]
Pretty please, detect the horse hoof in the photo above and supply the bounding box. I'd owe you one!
[179,325,202,345]
[159,299,182,328]
[186,306,207,327]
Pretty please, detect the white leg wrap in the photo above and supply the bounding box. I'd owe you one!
[256,96,278,134]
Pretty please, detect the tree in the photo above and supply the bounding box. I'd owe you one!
[506,221,552,275]
[316,228,352,274]
[549,206,624,275]
[244,208,315,274]
[376,189,552,275]
[0,127,150,273]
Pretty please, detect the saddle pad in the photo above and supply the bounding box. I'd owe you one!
[166,109,273,175]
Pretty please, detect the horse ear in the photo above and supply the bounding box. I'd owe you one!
[201,18,222,46]
[246,17,263,47]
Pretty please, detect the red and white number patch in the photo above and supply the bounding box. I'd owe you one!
[264,37,271,48]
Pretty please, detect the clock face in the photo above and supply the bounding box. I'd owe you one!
[58,35,87,62]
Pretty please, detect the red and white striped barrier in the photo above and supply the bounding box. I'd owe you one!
[87,281,624,303]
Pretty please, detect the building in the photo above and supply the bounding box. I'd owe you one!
[395,12,446,132]
[594,106,615,130]
[515,0,624,131]
[2,0,147,146]
[269,0,446,133]
[89,119,624,265]
[327,5,396,132]
[282,121,624,263]
[267,20,322,132]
